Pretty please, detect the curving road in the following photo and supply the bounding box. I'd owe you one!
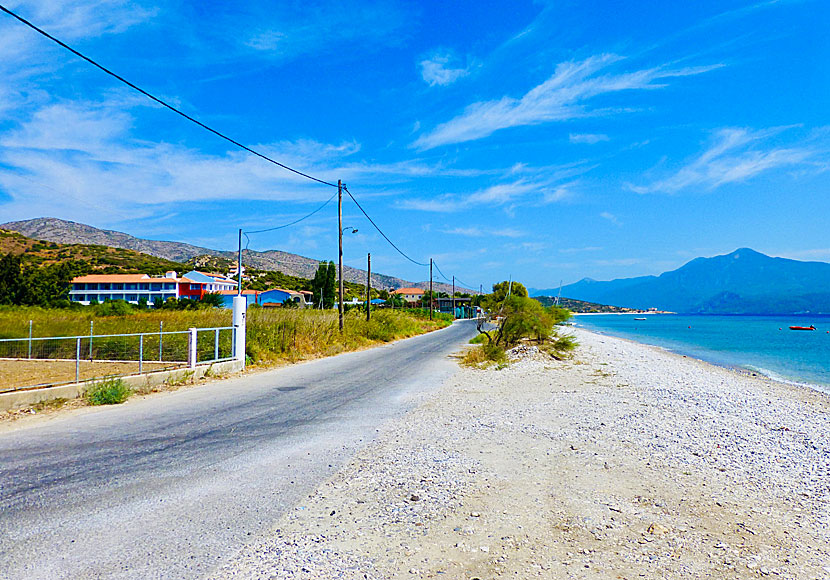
[0,320,478,579]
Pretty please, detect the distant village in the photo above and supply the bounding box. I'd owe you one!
[68,266,481,317]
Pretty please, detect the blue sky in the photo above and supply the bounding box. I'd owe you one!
[0,0,827,290]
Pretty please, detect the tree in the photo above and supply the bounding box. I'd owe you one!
[0,253,23,305]
[201,292,225,308]
[311,262,326,307]
[324,261,336,309]
[490,280,528,302]
[386,293,404,308]
[0,253,77,306]
[474,280,575,361]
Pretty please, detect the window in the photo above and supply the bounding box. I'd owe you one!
[100,283,111,290]
[126,283,137,290]
[139,283,149,290]
[150,283,161,291]
[127,294,138,302]
[113,283,124,290]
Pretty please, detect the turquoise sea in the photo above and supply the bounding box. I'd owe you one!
[573,314,830,391]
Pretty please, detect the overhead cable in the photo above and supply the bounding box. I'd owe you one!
[0,4,338,188]
[245,191,338,235]
[343,186,429,267]
[432,261,452,283]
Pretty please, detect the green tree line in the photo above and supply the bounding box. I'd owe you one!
[0,252,80,306]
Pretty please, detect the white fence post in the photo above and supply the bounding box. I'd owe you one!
[188,328,198,369]
[232,296,247,368]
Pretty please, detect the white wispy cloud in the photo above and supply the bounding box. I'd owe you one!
[443,227,524,238]
[773,248,830,262]
[630,126,821,194]
[419,52,472,87]
[413,54,722,150]
[600,211,622,226]
[243,1,409,61]
[397,179,557,213]
[569,133,609,144]
[558,246,604,254]
[0,101,385,222]
[4,0,156,40]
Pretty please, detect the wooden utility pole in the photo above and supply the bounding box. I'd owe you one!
[366,253,371,322]
[452,275,455,320]
[338,180,344,332]
[429,259,433,320]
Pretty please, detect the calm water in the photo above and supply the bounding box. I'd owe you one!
[574,314,830,391]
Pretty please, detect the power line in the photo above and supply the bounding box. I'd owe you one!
[245,191,337,235]
[343,186,429,267]
[432,261,452,283]
[432,260,482,293]
[0,3,338,188]
[452,275,478,291]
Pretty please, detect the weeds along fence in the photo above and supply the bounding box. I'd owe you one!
[0,326,234,393]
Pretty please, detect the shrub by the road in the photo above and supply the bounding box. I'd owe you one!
[85,377,131,405]
[464,282,578,368]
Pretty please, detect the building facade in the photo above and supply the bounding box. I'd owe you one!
[391,287,425,304]
[69,272,184,305]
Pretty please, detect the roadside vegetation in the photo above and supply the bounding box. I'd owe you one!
[464,280,577,368]
[0,304,451,367]
[85,377,132,405]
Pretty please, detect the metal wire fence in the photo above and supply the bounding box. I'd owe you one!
[0,327,235,393]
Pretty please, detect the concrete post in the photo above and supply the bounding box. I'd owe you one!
[188,328,197,369]
[232,295,247,368]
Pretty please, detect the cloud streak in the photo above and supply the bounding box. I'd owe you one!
[630,126,821,194]
[419,52,472,87]
[413,54,722,150]
[396,178,575,213]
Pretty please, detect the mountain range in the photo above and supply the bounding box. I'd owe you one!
[1,218,467,293]
[531,248,830,314]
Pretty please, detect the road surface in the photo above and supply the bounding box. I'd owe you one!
[0,320,478,579]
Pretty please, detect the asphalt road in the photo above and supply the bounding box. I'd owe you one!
[0,319,478,579]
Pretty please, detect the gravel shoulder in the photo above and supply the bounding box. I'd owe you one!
[214,327,830,579]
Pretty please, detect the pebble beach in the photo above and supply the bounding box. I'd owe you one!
[214,327,830,579]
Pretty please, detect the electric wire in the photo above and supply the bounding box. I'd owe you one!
[246,191,337,235]
[0,4,338,188]
[343,186,429,267]
[0,3,490,292]
[432,261,452,283]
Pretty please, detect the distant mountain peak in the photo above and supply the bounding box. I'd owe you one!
[552,247,830,314]
[726,247,763,258]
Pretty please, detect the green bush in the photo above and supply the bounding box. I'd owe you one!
[85,377,131,405]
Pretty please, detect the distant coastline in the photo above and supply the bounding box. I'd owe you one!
[572,311,674,316]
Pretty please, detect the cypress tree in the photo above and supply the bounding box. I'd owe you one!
[324,261,336,309]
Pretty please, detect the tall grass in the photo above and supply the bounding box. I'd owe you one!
[0,305,450,365]
[245,308,449,363]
